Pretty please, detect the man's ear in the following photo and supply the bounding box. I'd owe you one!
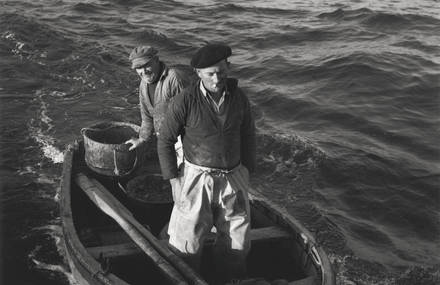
[195,68,202,78]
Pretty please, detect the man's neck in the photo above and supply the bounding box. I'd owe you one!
[149,62,164,84]
[202,82,225,102]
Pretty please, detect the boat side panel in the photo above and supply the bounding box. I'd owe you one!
[248,191,335,285]
[61,142,131,285]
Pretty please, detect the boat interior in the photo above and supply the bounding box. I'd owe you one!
[67,144,322,285]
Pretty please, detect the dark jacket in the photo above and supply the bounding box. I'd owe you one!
[158,78,256,180]
[138,63,189,141]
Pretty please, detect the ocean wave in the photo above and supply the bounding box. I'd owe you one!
[0,13,74,59]
[257,133,326,165]
[212,2,307,16]
[258,53,391,87]
[395,266,440,285]
[253,132,344,255]
[239,29,341,50]
[392,39,440,54]
[72,2,104,13]
[286,202,347,252]
[0,12,133,97]
[315,109,439,160]
[318,7,374,21]
[361,12,440,31]
[331,254,440,284]
[288,51,438,86]
[318,7,440,32]
[330,254,395,285]
[131,28,188,51]
[2,30,26,57]
[16,166,61,200]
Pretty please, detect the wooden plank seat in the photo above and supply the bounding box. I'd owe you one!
[88,226,291,259]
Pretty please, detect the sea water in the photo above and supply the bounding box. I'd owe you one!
[0,0,439,284]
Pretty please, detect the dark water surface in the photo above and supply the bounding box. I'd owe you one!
[1,0,439,284]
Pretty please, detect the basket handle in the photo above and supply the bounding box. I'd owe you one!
[80,127,88,136]
[113,149,138,176]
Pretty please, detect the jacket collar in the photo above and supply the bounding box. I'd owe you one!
[158,62,169,82]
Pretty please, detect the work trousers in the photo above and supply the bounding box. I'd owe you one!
[168,160,251,281]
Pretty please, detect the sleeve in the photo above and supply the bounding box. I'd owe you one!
[166,68,190,100]
[138,85,154,141]
[157,92,187,179]
[240,92,256,173]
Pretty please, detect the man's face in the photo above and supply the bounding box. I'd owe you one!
[136,57,160,83]
[197,60,229,94]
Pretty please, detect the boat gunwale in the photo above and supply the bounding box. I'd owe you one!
[248,191,335,285]
[60,141,131,285]
[61,140,335,285]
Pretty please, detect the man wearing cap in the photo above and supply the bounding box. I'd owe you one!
[157,43,256,282]
[126,45,188,165]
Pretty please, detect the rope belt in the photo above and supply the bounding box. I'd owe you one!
[184,159,240,175]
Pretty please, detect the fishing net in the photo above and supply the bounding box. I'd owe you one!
[125,174,173,203]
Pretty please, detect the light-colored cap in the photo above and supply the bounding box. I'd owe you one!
[129,46,158,69]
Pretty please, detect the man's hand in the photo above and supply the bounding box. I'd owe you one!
[125,137,146,151]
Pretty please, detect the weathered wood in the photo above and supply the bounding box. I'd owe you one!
[288,276,317,285]
[204,225,291,244]
[75,173,208,285]
[249,191,336,285]
[62,144,132,285]
[250,226,291,242]
[88,225,292,259]
[89,242,141,259]
[62,138,336,285]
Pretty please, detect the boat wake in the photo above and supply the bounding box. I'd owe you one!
[28,224,77,284]
[28,89,64,164]
[30,253,76,285]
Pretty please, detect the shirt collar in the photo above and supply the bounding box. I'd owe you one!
[199,81,227,112]
[199,80,228,97]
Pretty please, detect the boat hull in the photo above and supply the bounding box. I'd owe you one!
[60,140,335,285]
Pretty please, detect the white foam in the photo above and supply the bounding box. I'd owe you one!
[17,166,36,175]
[28,222,79,285]
[2,31,26,57]
[28,90,64,164]
[329,253,396,285]
[31,257,77,285]
[30,127,64,164]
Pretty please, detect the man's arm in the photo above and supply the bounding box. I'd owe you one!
[157,93,186,179]
[167,68,190,99]
[139,86,154,141]
[126,86,152,150]
[240,93,256,173]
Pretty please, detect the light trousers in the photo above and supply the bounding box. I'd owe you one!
[168,160,251,281]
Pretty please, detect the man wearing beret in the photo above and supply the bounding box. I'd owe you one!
[157,43,256,282]
[125,45,189,164]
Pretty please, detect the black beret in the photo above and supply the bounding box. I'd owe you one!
[190,44,232,68]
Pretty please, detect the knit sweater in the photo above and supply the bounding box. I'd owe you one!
[157,78,256,180]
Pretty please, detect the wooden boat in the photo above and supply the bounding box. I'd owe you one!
[60,140,335,285]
